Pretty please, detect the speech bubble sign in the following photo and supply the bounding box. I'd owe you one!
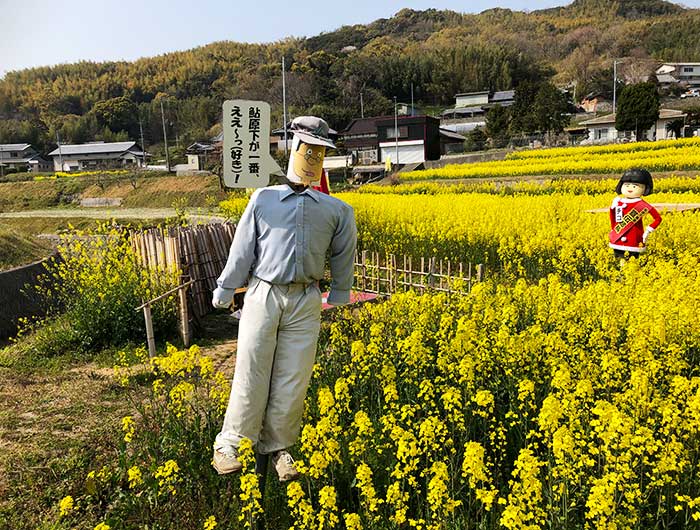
[222,100,283,188]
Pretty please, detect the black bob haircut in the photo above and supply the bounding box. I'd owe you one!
[615,168,653,196]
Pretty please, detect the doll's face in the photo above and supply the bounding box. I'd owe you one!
[621,182,645,199]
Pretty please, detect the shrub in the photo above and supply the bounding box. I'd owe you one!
[28,223,179,354]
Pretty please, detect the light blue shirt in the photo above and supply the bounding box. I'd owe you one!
[214,184,357,306]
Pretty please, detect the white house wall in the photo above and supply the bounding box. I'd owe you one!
[379,140,425,164]
[53,152,145,171]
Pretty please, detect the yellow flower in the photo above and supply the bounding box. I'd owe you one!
[287,481,314,529]
[317,485,339,530]
[121,416,135,443]
[154,459,180,495]
[58,495,74,516]
[127,465,143,489]
[344,512,362,530]
[203,515,217,530]
[94,524,111,530]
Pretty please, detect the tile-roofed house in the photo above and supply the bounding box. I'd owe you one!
[341,115,462,169]
[580,108,686,144]
[656,63,700,87]
[47,141,146,171]
[339,117,385,165]
[0,144,51,173]
[440,90,515,135]
[490,90,515,106]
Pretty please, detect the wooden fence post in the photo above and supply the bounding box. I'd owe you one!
[178,285,190,347]
[143,304,157,358]
[477,264,485,282]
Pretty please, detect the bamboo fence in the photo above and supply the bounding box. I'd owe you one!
[130,224,236,319]
[354,251,484,296]
[130,225,485,329]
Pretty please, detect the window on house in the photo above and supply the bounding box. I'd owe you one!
[357,149,377,165]
[10,152,18,157]
[595,128,608,140]
[684,67,694,73]
[345,133,376,140]
[386,126,409,139]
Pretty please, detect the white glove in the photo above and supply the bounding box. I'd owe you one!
[642,226,654,244]
[212,287,234,309]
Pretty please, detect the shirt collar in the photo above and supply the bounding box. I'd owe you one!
[279,185,320,203]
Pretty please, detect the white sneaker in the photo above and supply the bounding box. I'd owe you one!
[212,446,242,475]
[272,450,300,482]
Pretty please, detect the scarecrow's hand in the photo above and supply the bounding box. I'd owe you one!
[212,287,235,309]
[642,226,654,244]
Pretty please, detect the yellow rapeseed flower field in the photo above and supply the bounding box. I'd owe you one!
[402,139,700,180]
[61,177,700,529]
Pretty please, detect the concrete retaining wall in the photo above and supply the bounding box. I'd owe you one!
[426,150,510,169]
[0,254,57,339]
[80,197,122,207]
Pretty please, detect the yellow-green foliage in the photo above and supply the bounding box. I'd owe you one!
[52,264,700,529]
[402,139,700,180]
[53,344,249,529]
[61,183,700,529]
[0,223,52,270]
[27,224,179,352]
[343,188,700,283]
[356,176,700,196]
[34,169,131,181]
[296,258,700,529]
[220,180,700,284]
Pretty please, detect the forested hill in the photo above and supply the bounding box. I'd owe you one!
[1,0,699,154]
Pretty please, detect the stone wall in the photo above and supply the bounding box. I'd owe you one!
[0,254,57,339]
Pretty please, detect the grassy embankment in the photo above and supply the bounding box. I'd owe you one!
[0,172,226,212]
[0,172,227,268]
[0,224,53,270]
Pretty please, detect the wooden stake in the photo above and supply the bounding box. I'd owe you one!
[179,285,190,347]
[143,303,156,358]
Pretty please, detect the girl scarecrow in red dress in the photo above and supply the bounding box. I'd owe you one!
[609,168,662,260]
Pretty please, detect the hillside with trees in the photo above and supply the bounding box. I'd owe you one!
[0,0,698,155]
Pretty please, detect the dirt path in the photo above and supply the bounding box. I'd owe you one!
[196,311,240,377]
[0,208,226,223]
[586,203,700,213]
[0,312,239,527]
[0,361,143,526]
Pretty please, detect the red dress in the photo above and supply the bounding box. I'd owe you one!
[608,197,662,253]
[312,170,330,195]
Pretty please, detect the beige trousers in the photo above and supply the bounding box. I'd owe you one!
[215,276,322,454]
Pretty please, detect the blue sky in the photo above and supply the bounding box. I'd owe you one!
[1,0,699,76]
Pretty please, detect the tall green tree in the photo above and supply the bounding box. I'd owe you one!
[485,104,511,148]
[92,96,138,137]
[532,83,571,134]
[615,82,660,140]
[511,81,570,135]
[510,81,540,133]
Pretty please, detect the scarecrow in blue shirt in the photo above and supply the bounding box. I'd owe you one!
[211,116,357,481]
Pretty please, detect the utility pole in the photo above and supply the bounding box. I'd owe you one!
[139,118,147,168]
[282,56,288,155]
[360,91,364,118]
[411,83,414,115]
[0,147,4,179]
[394,96,399,166]
[160,98,170,171]
[55,130,64,171]
[613,60,617,114]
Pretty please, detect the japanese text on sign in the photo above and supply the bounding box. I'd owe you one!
[222,100,281,189]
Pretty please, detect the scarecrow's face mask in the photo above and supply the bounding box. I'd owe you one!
[287,138,325,186]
